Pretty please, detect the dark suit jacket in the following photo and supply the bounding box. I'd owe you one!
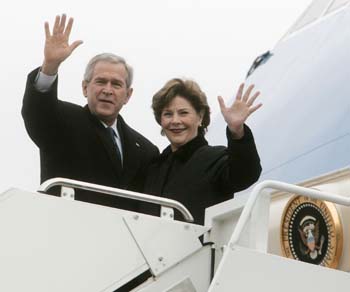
[22,68,159,211]
[143,126,261,225]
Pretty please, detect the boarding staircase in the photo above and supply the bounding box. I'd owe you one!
[0,175,350,291]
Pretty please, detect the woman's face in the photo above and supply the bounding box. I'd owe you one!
[161,95,203,151]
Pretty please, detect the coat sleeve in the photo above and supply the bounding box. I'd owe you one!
[213,124,262,194]
[21,67,64,149]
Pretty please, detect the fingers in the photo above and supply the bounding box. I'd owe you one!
[242,84,254,102]
[249,102,263,115]
[44,21,50,39]
[243,85,262,115]
[64,17,74,38]
[217,96,226,113]
[235,83,244,100]
[247,90,260,107]
[50,14,70,36]
[59,14,67,34]
[46,14,81,50]
[232,81,263,115]
[70,40,84,52]
[235,82,260,105]
[52,15,60,35]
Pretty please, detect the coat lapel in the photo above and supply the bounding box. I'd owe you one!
[117,115,143,187]
[84,106,123,180]
[83,108,144,188]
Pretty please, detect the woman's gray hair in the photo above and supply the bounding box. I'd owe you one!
[83,53,134,88]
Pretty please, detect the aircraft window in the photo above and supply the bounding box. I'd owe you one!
[246,51,272,78]
[326,0,350,13]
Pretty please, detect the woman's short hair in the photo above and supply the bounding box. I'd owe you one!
[83,53,133,88]
[152,78,211,135]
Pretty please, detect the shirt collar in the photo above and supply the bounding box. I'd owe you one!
[100,119,119,138]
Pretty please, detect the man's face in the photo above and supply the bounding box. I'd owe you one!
[82,61,133,125]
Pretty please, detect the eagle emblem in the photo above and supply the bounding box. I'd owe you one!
[298,215,325,260]
[280,195,343,268]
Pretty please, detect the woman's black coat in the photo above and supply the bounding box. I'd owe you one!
[143,125,262,225]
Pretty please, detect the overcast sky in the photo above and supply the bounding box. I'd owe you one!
[0,0,311,193]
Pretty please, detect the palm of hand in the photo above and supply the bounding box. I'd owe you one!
[222,99,250,129]
[218,83,262,136]
[44,35,71,64]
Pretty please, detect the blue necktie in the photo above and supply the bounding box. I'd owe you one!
[107,127,122,168]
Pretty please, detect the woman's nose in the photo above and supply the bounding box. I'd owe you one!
[171,114,180,123]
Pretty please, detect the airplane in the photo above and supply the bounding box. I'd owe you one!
[1,0,350,291]
[208,0,350,185]
[205,0,350,287]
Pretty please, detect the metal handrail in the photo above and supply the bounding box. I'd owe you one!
[229,179,350,247]
[38,177,194,222]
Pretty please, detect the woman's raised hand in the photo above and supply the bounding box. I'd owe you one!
[218,83,262,139]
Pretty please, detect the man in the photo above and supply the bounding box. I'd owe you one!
[22,14,159,210]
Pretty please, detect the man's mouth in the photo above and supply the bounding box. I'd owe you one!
[99,99,114,105]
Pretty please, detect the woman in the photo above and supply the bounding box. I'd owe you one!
[144,78,262,225]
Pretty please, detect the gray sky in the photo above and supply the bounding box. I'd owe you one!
[0,0,311,193]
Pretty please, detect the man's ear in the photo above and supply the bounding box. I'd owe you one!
[82,80,88,97]
[124,87,133,104]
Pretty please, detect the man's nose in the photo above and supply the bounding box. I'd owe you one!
[102,83,113,95]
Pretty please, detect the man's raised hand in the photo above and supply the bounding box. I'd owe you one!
[42,14,83,75]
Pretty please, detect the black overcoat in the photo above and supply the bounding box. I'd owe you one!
[22,68,159,211]
[143,127,261,225]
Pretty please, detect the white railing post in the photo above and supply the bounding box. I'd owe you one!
[229,179,350,249]
[210,179,350,292]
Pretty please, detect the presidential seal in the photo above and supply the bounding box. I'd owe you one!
[280,195,343,268]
